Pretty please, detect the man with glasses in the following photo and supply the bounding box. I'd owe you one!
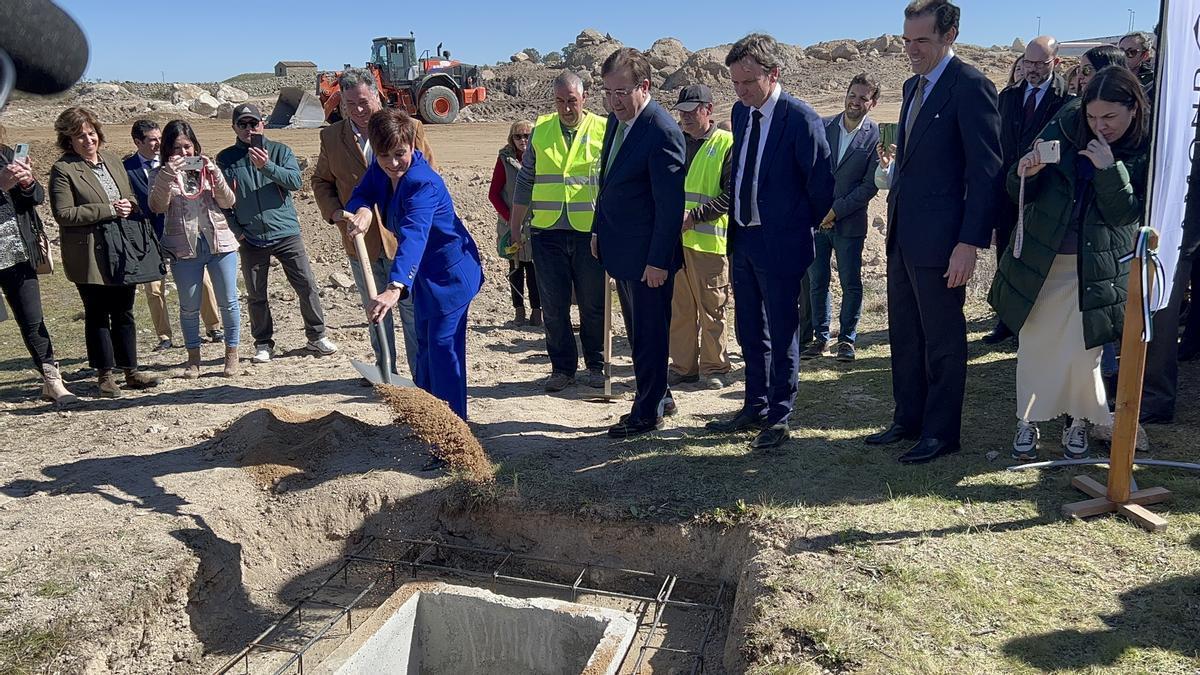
[1118,31,1156,102]
[984,35,1069,346]
[506,72,608,393]
[217,103,337,364]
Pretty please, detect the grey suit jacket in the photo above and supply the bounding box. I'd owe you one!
[823,114,880,238]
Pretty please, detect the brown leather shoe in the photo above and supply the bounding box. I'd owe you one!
[124,368,160,390]
[223,347,240,377]
[98,369,122,398]
[182,348,201,379]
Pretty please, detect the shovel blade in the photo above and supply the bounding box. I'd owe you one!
[351,359,416,388]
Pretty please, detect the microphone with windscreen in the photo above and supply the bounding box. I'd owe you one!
[0,0,89,107]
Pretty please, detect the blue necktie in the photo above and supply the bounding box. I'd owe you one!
[738,110,763,226]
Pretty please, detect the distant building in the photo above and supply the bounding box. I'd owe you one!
[1059,36,1122,58]
[274,61,318,78]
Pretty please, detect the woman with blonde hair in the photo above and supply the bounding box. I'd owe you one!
[488,120,541,326]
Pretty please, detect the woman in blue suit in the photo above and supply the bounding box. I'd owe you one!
[345,110,482,419]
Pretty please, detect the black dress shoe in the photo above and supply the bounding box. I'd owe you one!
[865,423,918,445]
[981,323,1014,345]
[898,438,961,464]
[608,417,664,439]
[706,410,767,433]
[1138,411,1174,425]
[751,424,790,450]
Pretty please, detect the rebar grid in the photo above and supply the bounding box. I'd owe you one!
[214,535,726,675]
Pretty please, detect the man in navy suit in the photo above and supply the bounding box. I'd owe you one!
[593,47,687,439]
[705,33,835,450]
[866,0,1002,463]
[804,73,881,363]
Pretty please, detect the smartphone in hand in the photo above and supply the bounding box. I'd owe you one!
[180,155,205,171]
[878,123,898,152]
[12,143,29,162]
[249,134,264,150]
[1034,140,1061,164]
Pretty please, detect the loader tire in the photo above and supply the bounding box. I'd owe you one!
[419,86,459,124]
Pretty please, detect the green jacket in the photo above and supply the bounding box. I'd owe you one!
[987,111,1149,349]
[216,138,303,245]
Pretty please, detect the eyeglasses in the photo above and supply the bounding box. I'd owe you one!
[1124,47,1145,58]
[512,134,531,140]
[235,119,261,129]
[1021,58,1053,69]
[600,88,634,99]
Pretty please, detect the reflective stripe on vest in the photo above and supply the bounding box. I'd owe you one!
[683,128,733,255]
[530,111,608,232]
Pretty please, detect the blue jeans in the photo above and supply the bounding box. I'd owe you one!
[808,229,865,344]
[349,253,418,377]
[1101,342,1118,377]
[531,229,606,375]
[172,236,240,349]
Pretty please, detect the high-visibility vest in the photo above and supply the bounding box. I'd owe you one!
[529,111,607,232]
[683,128,733,255]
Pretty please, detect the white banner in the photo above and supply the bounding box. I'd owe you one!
[1148,0,1200,309]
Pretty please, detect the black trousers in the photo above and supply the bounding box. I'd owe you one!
[77,283,138,371]
[0,261,54,369]
[886,244,968,443]
[508,259,540,310]
[1141,256,1192,418]
[616,275,674,424]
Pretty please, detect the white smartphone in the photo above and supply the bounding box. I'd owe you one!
[1034,140,1061,164]
[12,143,29,162]
[180,155,204,171]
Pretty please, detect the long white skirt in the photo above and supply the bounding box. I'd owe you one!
[1015,254,1113,425]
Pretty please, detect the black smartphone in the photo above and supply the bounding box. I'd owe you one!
[249,133,264,150]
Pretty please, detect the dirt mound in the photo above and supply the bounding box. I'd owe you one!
[376,385,494,483]
[209,406,391,491]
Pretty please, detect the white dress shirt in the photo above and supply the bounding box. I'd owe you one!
[734,83,782,226]
[836,113,865,165]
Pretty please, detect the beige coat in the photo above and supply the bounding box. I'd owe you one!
[148,161,238,259]
[311,117,436,261]
[49,150,140,285]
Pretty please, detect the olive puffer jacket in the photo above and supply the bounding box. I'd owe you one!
[987,110,1149,349]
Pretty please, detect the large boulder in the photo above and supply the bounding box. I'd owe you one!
[510,51,530,63]
[479,69,496,81]
[215,102,235,119]
[566,42,623,75]
[662,45,731,90]
[170,82,206,104]
[832,42,860,61]
[575,28,607,48]
[805,45,834,62]
[188,92,221,117]
[1011,37,1026,52]
[75,83,133,101]
[646,37,689,72]
[215,83,249,103]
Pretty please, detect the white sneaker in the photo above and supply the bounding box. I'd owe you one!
[306,337,338,355]
[1011,421,1039,460]
[1063,422,1089,459]
[251,346,273,364]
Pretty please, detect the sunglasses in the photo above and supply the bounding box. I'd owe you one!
[512,133,531,140]
[1123,47,1145,58]
[235,119,261,129]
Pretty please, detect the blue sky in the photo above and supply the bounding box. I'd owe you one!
[57,0,1162,83]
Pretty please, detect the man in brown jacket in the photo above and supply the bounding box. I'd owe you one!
[312,68,437,377]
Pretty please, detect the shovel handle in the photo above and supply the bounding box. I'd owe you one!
[353,232,380,301]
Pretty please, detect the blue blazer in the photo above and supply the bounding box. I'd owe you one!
[729,91,835,275]
[347,151,482,317]
[823,114,880,238]
[594,100,686,281]
[122,153,165,238]
[888,56,1003,267]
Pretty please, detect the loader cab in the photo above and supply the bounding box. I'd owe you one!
[370,37,419,86]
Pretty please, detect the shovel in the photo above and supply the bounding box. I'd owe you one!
[350,232,415,388]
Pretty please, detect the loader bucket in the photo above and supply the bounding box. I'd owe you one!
[266,87,326,128]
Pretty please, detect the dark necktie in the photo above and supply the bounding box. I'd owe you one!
[904,76,928,141]
[1022,87,1039,130]
[738,110,763,226]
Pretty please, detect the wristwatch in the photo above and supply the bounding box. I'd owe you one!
[387,281,406,292]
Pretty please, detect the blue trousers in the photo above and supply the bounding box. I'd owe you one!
[808,229,865,344]
[349,252,418,377]
[172,236,240,349]
[615,274,675,424]
[415,302,471,420]
[730,227,806,426]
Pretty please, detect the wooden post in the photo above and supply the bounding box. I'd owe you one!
[1062,228,1170,532]
[603,274,613,398]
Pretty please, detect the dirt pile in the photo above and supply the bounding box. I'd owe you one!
[376,385,494,483]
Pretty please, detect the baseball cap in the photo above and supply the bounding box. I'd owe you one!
[673,85,712,112]
[232,103,262,121]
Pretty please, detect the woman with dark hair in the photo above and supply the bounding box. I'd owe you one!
[1078,45,1126,91]
[0,126,77,403]
[149,120,240,378]
[344,109,483,423]
[488,119,541,326]
[1006,55,1025,89]
[989,66,1150,461]
[49,107,160,397]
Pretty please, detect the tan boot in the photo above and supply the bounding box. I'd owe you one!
[124,368,160,390]
[182,348,201,379]
[222,346,239,377]
[98,369,123,398]
[40,362,78,405]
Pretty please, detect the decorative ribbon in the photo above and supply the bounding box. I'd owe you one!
[1013,171,1026,258]
[1118,226,1166,343]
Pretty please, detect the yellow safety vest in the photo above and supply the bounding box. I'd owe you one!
[683,128,733,255]
[529,111,608,232]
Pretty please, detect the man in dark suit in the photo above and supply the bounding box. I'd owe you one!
[866,0,1002,463]
[593,48,687,439]
[705,33,835,450]
[804,73,881,363]
[983,35,1069,345]
[122,120,221,351]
